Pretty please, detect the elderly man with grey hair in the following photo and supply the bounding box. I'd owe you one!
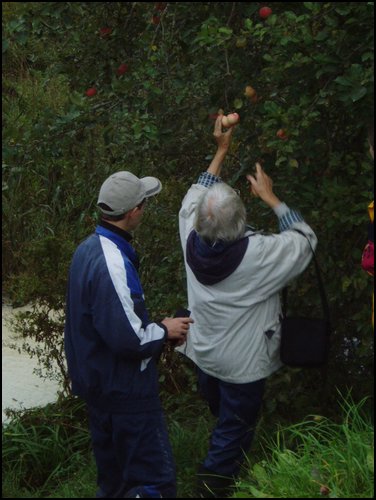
[177,115,317,498]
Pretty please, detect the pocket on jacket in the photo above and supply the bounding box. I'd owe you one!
[263,319,281,360]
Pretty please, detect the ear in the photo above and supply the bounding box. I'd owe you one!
[126,207,142,222]
[122,210,134,223]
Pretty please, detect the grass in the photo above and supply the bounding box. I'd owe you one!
[2,397,92,498]
[164,393,215,497]
[233,396,374,498]
[2,393,373,498]
[2,393,213,498]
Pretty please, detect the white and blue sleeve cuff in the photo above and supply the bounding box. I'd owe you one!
[273,202,305,231]
[197,172,222,188]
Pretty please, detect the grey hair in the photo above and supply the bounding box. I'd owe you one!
[194,183,246,244]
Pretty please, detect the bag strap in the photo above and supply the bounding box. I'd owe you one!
[282,230,331,327]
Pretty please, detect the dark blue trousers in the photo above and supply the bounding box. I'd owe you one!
[197,368,266,477]
[87,405,176,498]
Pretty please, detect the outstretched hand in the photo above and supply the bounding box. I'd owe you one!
[206,112,236,178]
[246,163,281,209]
[213,114,234,152]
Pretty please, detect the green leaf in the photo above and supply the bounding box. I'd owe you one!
[315,30,329,41]
[15,31,28,45]
[350,86,367,102]
[69,93,84,106]
[244,18,253,30]
[218,27,233,36]
[334,76,352,87]
[253,463,268,483]
[267,14,278,26]
[361,52,374,62]
[335,5,351,15]
[263,54,274,62]
[2,38,9,53]
[303,3,316,11]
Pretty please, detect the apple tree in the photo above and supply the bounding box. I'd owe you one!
[2,2,374,409]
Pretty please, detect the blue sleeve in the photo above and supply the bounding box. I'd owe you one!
[90,236,167,360]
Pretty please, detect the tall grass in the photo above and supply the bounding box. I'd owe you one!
[2,394,373,498]
[2,392,212,498]
[233,396,374,498]
[2,397,91,498]
[164,392,214,498]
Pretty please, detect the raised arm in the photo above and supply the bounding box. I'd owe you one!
[207,114,235,177]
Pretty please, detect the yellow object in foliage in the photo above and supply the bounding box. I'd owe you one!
[368,201,374,223]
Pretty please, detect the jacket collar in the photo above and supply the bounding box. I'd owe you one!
[98,220,133,242]
[95,223,139,269]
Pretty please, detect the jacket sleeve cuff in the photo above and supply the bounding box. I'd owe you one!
[156,322,169,341]
[273,202,289,218]
[273,203,305,232]
[197,171,222,188]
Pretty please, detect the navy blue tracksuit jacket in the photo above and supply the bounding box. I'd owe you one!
[64,222,176,497]
[64,223,168,412]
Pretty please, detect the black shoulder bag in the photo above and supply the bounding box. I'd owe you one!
[280,231,331,368]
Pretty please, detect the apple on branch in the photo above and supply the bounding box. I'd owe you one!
[85,87,97,97]
[259,6,272,19]
[117,63,129,76]
[276,128,288,140]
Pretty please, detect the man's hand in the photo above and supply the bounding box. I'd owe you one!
[161,317,194,346]
[213,113,234,153]
[207,114,235,177]
[246,163,281,209]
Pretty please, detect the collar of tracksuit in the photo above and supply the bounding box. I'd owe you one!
[96,222,139,270]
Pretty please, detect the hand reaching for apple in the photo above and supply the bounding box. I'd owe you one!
[246,163,281,209]
[213,114,236,152]
[207,112,238,177]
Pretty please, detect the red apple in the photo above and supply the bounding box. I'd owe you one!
[276,128,288,140]
[152,15,160,25]
[228,112,240,125]
[99,27,112,37]
[117,63,129,76]
[259,6,272,19]
[86,87,97,97]
[155,2,167,11]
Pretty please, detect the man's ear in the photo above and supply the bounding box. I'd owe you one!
[130,206,140,215]
[122,210,133,223]
[125,207,141,223]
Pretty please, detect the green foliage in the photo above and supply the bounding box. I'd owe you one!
[2,397,91,497]
[2,2,374,411]
[2,392,372,498]
[1,392,213,498]
[234,396,374,498]
[164,392,215,498]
